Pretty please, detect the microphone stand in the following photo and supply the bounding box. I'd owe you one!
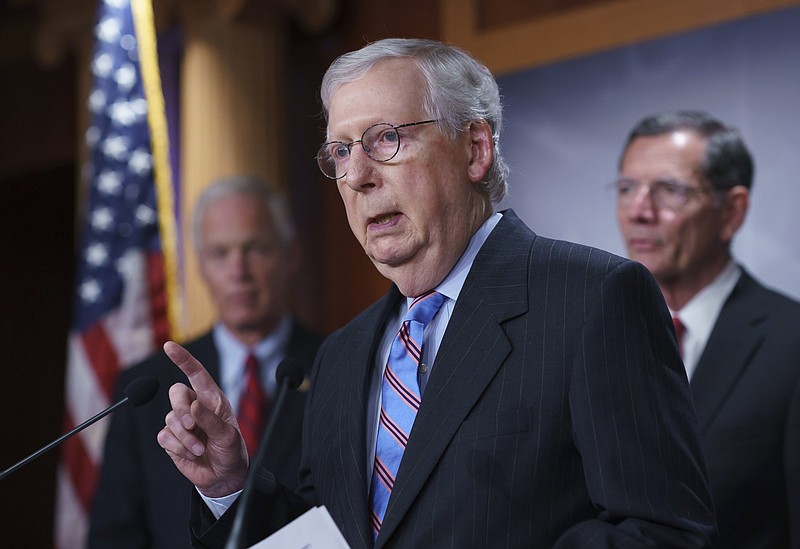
[0,376,158,481]
[0,399,129,481]
[225,361,302,549]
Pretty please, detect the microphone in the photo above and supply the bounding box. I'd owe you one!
[225,358,305,549]
[0,376,159,481]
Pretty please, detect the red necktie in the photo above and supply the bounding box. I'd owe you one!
[238,353,269,457]
[672,316,686,358]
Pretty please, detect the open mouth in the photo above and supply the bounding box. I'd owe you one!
[369,212,400,226]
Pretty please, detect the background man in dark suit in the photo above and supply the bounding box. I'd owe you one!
[88,176,324,548]
[614,110,800,549]
[157,39,716,548]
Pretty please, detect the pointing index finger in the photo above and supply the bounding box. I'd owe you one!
[163,341,217,394]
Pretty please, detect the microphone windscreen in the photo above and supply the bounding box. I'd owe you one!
[124,376,160,407]
[275,358,305,390]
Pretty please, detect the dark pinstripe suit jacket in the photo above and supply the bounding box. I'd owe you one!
[192,210,716,548]
[689,270,800,549]
[88,321,324,549]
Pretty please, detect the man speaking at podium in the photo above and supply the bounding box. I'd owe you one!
[157,39,717,548]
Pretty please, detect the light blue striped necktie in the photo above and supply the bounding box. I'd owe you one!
[369,290,445,541]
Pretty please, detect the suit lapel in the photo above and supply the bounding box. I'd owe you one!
[690,271,767,433]
[376,210,532,546]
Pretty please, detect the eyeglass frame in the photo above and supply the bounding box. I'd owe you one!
[611,177,723,210]
[316,119,439,180]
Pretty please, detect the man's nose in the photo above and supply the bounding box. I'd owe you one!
[627,184,657,221]
[228,249,249,276]
[342,144,376,191]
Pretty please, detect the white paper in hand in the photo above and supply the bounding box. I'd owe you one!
[247,505,351,549]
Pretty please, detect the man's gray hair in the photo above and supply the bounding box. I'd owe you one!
[320,38,509,204]
[192,175,295,250]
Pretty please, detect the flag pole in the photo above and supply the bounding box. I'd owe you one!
[131,0,183,341]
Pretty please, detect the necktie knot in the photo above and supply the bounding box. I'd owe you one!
[391,291,446,370]
[245,353,259,376]
[405,290,446,327]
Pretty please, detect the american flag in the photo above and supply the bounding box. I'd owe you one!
[54,0,179,547]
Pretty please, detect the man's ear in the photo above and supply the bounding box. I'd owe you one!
[467,119,494,183]
[719,185,749,243]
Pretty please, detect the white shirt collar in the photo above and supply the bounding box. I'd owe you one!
[212,314,292,410]
[671,261,741,379]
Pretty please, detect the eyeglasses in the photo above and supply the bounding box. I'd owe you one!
[613,177,711,210]
[316,119,438,180]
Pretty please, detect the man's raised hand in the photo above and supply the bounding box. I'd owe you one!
[156,341,249,498]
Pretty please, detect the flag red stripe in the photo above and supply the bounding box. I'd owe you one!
[147,251,170,346]
[81,324,121,401]
[61,411,99,511]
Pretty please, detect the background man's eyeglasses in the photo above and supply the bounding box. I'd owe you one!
[613,178,711,210]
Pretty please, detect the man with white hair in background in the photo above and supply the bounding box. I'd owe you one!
[89,176,324,548]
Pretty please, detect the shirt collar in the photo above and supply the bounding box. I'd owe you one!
[672,260,741,345]
[212,314,292,392]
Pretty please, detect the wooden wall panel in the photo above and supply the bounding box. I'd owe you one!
[441,0,800,75]
[180,16,287,339]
